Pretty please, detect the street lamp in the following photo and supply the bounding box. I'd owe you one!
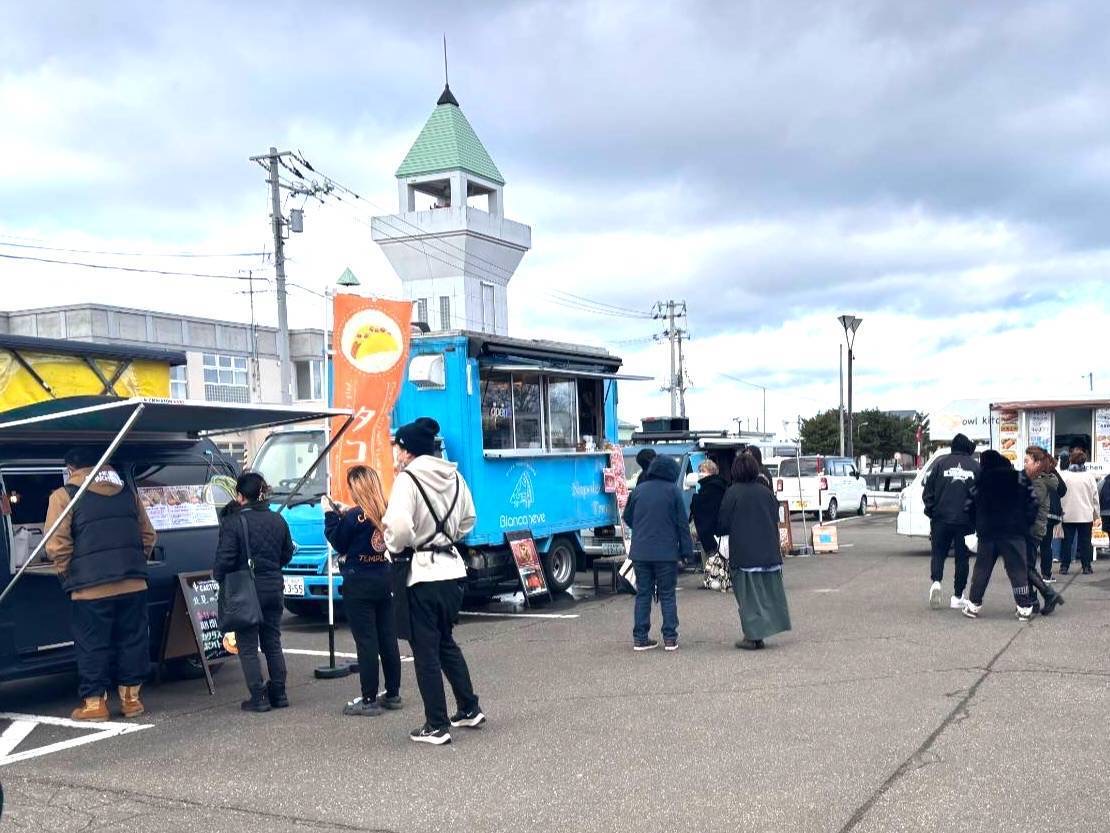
[838,315,862,459]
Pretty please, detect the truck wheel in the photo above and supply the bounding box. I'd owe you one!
[283,599,323,619]
[858,496,868,516]
[826,499,839,521]
[542,538,578,594]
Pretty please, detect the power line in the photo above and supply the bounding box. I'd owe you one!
[290,153,654,320]
[319,189,651,321]
[0,251,271,282]
[0,238,267,259]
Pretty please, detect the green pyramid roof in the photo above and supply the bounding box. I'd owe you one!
[395,87,505,186]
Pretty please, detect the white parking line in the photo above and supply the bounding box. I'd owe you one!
[460,611,579,620]
[282,648,414,663]
[0,712,151,767]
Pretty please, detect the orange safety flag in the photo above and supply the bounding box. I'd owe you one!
[328,294,412,505]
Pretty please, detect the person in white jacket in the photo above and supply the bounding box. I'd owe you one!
[383,417,483,745]
[1058,450,1100,575]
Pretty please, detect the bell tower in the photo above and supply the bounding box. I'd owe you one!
[371,83,531,335]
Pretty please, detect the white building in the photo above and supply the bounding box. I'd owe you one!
[371,84,531,335]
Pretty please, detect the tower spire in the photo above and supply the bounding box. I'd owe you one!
[437,35,459,107]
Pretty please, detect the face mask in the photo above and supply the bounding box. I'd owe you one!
[393,446,405,471]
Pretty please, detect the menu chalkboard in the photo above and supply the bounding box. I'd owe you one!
[159,570,231,694]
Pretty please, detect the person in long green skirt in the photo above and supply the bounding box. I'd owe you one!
[717,452,792,650]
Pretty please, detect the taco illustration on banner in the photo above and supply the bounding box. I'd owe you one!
[340,309,405,374]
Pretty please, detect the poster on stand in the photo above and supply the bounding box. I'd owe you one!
[1095,409,1110,465]
[1027,410,1053,452]
[505,530,550,605]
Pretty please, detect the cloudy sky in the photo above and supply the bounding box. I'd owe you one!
[3,1,1109,436]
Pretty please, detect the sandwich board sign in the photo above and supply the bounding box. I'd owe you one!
[159,570,232,694]
[505,530,551,606]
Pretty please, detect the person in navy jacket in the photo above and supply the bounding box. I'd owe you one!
[622,455,693,651]
[325,465,403,717]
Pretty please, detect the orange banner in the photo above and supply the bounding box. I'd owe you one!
[328,294,412,506]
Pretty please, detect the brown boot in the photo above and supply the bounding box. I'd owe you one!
[118,684,145,718]
[71,694,109,722]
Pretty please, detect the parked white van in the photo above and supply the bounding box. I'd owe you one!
[775,455,868,520]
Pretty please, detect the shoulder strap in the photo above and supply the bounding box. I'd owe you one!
[404,470,461,552]
[237,512,254,572]
[64,484,79,498]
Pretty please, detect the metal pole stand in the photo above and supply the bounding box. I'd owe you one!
[314,553,349,680]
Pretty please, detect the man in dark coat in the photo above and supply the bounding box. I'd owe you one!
[963,451,1039,621]
[690,460,728,558]
[214,472,295,712]
[922,433,980,610]
[622,455,692,651]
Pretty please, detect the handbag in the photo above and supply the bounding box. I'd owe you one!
[217,513,263,632]
[702,536,732,592]
[617,557,637,591]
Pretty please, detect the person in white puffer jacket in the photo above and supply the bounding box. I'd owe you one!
[383,417,482,746]
[1058,450,1100,575]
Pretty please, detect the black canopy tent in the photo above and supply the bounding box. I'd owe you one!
[0,396,354,607]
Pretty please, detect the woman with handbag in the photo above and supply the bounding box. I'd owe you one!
[324,465,403,718]
[214,472,294,713]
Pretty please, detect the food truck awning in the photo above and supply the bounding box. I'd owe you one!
[0,396,354,609]
[484,364,652,382]
[992,396,1110,411]
[0,396,350,439]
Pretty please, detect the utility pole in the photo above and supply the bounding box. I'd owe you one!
[653,300,688,418]
[249,147,332,404]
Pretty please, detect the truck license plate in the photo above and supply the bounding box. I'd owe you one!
[601,542,625,555]
[283,577,305,597]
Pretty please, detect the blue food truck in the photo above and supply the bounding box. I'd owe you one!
[257,330,641,612]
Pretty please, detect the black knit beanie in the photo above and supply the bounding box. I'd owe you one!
[394,417,440,457]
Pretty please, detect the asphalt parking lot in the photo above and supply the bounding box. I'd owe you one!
[2,514,1109,832]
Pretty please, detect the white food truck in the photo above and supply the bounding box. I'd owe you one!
[898,396,1110,540]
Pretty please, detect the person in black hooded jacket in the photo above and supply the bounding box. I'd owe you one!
[922,433,980,610]
[622,455,692,651]
[689,459,728,559]
[962,451,1038,621]
[214,472,295,712]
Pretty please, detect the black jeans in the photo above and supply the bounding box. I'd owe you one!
[1038,520,1058,578]
[1025,537,1059,609]
[969,538,1033,608]
[236,589,286,693]
[72,589,150,698]
[1060,522,1093,572]
[343,574,402,701]
[408,580,480,731]
[930,521,970,596]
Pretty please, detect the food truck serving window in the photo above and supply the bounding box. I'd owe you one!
[481,369,604,453]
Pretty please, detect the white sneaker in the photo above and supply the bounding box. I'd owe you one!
[1016,606,1034,622]
[929,581,943,609]
[950,595,967,610]
[962,601,981,619]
